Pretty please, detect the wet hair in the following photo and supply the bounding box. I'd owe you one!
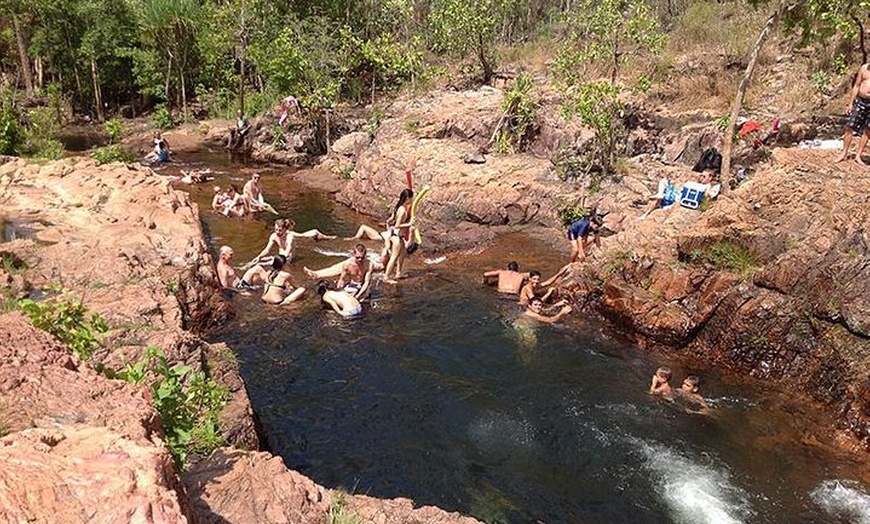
[656,367,672,381]
[683,375,700,388]
[395,188,414,211]
[316,280,329,296]
[219,245,233,257]
[274,218,290,230]
[530,298,543,307]
[529,270,541,279]
[507,261,519,272]
[269,254,287,281]
[354,243,367,256]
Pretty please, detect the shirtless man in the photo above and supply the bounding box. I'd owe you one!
[215,245,263,290]
[673,375,709,413]
[523,297,572,324]
[335,244,373,300]
[242,173,266,212]
[483,261,529,294]
[518,265,570,306]
[317,280,363,317]
[247,218,335,266]
[836,62,870,165]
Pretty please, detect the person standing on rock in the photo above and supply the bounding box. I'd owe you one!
[836,63,870,165]
[566,215,602,264]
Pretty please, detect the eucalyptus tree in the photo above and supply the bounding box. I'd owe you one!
[131,0,202,114]
[428,0,502,83]
[555,0,664,177]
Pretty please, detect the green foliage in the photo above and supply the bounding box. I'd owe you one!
[686,241,758,275]
[811,70,830,92]
[833,54,849,76]
[714,114,730,132]
[429,0,501,81]
[560,81,624,177]
[636,75,652,94]
[366,107,384,137]
[18,298,108,360]
[327,494,363,524]
[118,347,228,466]
[340,164,355,180]
[152,104,174,130]
[22,105,64,160]
[93,144,137,164]
[494,74,538,154]
[0,89,22,155]
[558,205,591,227]
[105,119,124,144]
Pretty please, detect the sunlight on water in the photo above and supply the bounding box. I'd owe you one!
[468,410,538,456]
[812,480,870,524]
[635,439,752,524]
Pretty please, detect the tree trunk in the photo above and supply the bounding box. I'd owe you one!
[850,14,868,65]
[35,57,44,89]
[477,33,493,84]
[720,5,781,193]
[325,109,331,155]
[11,14,34,97]
[91,59,104,122]
[238,0,247,114]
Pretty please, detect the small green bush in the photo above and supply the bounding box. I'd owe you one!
[24,139,65,160]
[93,144,137,165]
[105,119,124,144]
[0,90,22,155]
[327,494,363,524]
[18,298,108,360]
[118,347,228,466]
[153,104,174,130]
[493,74,537,154]
[687,241,757,275]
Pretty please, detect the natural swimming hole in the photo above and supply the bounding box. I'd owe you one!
[177,158,870,524]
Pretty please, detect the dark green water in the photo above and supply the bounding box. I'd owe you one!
[174,155,870,524]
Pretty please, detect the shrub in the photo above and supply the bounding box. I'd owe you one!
[93,144,137,165]
[493,74,538,154]
[18,298,108,360]
[153,104,174,130]
[327,494,363,524]
[0,90,22,155]
[105,119,124,144]
[118,347,228,466]
[686,241,757,275]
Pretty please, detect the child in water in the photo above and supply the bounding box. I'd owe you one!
[649,366,673,397]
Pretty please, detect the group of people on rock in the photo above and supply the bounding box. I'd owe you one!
[211,172,275,217]
[215,185,423,318]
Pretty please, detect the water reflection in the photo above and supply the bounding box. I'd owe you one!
[177,159,869,524]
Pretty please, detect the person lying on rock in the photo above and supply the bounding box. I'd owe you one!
[483,261,530,295]
[523,297,572,324]
[518,265,570,306]
[317,280,363,318]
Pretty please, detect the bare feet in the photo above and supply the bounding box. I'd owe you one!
[383,278,398,284]
[316,233,337,240]
[855,155,867,166]
[303,267,316,278]
[835,152,850,163]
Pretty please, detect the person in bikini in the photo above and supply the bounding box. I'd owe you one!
[260,255,306,305]
[346,188,415,283]
[836,62,870,165]
[245,218,336,268]
[316,280,363,318]
[483,261,530,295]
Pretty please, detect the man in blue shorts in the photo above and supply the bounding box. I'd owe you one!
[836,62,870,165]
[566,215,601,264]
